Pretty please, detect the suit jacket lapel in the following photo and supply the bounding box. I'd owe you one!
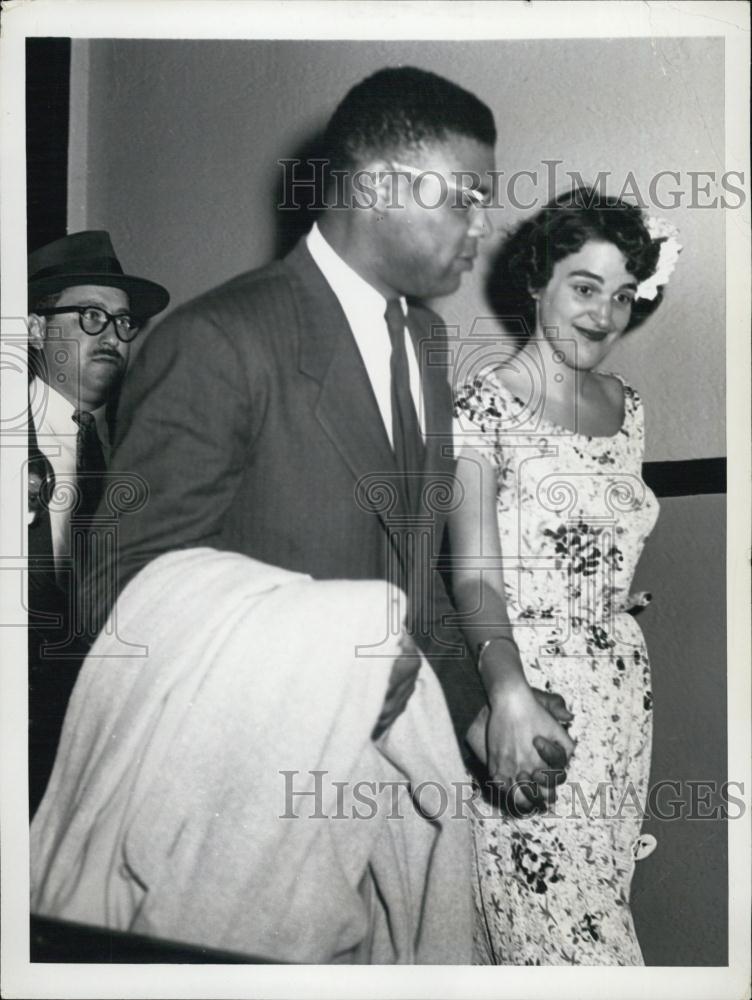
[27,410,55,564]
[285,241,402,523]
[27,407,64,629]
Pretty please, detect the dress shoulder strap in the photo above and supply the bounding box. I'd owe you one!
[599,370,646,448]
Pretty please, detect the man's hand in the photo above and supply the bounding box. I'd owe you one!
[512,688,574,812]
[532,687,574,726]
[371,636,421,740]
[465,687,575,814]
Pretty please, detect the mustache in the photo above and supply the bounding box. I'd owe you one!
[91,348,125,364]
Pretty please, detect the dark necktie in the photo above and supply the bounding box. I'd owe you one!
[72,410,106,523]
[384,299,425,514]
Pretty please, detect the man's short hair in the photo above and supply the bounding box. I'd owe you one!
[323,66,496,174]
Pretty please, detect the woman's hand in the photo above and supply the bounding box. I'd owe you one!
[485,675,576,798]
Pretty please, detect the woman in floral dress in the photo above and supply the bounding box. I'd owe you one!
[451,188,680,964]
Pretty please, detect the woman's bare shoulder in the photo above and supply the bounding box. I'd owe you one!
[594,370,627,401]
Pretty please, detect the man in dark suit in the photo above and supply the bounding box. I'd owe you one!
[27,230,169,813]
[82,68,568,782]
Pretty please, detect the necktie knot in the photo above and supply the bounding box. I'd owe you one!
[73,410,96,431]
[384,299,406,346]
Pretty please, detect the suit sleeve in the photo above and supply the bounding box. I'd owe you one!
[80,303,261,637]
[420,546,488,744]
[405,305,488,741]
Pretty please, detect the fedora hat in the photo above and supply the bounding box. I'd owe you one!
[28,230,170,321]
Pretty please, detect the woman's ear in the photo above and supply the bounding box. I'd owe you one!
[28,314,47,351]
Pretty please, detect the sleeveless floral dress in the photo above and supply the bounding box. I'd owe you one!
[454,368,659,965]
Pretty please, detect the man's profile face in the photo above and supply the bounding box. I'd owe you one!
[375,134,496,300]
[30,284,131,410]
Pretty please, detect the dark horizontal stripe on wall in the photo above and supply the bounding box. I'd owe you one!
[642,457,726,498]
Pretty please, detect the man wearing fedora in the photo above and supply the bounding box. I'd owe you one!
[27,229,169,814]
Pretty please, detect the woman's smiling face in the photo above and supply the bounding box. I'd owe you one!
[534,241,638,371]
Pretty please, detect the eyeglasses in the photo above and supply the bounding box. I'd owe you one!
[35,306,142,343]
[390,162,493,213]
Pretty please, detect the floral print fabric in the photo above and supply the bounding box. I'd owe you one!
[454,368,659,965]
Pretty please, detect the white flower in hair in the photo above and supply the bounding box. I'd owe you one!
[635,217,682,301]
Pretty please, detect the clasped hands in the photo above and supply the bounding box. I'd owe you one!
[466,675,575,815]
[370,637,576,817]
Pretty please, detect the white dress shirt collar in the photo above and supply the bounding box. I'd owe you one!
[306,221,399,322]
[305,223,423,444]
[31,378,111,455]
[31,377,76,435]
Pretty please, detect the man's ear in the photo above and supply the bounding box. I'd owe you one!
[28,314,47,351]
[358,158,409,215]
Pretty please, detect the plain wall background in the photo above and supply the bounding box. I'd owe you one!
[66,37,728,964]
[630,493,727,965]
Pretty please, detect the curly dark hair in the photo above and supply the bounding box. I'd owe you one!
[487,186,665,340]
[323,66,496,175]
